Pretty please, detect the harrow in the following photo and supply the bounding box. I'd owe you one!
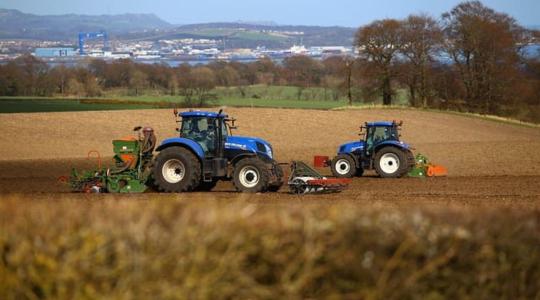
[408,153,448,177]
[288,161,351,194]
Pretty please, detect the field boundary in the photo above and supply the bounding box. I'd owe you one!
[2,96,539,127]
[332,105,540,128]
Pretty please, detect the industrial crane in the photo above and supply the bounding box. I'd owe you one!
[78,31,109,55]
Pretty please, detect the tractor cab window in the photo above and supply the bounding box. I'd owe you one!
[222,120,229,137]
[366,126,399,152]
[181,117,218,154]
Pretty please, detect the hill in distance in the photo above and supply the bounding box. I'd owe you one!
[0,9,172,39]
[0,8,356,47]
[125,22,356,48]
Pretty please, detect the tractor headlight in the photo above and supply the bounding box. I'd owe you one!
[265,144,273,159]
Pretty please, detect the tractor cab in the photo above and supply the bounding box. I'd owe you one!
[178,111,229,157]
[362,121,401,156]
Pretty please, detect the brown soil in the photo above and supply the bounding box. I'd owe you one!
[1,108,539,203]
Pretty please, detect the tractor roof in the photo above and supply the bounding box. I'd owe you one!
[179,111,228,118]
[366,121,395,127]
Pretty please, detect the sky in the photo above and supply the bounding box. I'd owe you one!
[1,0,539,27]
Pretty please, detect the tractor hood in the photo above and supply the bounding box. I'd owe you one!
[338,141,365,154]
[225,135,274,159]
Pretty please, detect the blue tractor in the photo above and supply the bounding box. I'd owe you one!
[327,121,415,178]
[150,110,283,193]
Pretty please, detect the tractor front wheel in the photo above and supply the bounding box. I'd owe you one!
[374,147,408,178]
[233,158,270,193]
[152,147,201,192]
[331,154,357,178]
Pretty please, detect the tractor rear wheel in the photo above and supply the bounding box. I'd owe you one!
[374,147,408,178]
[233,158,270,193]
[152,146,201,192]
[331,154,357,178]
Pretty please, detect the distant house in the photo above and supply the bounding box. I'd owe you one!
[34,47,77,57]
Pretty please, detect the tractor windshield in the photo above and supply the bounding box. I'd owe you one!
[366,125,399,152]
[180,117,221,154]
[372,126,398,142]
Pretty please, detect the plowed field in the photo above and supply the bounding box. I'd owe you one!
[1,107,539,203]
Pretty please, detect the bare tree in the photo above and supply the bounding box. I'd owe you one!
[283,55,323,100]
[355,19,402,105]
[191,67,216,106]
[442,0,526,114]
[66,78,84,96]
[129,70,148,96]
[49,65,72,96]
[400,14,443,107]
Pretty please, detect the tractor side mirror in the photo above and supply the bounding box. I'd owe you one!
[226,117,237,131]
[359,125,366,136]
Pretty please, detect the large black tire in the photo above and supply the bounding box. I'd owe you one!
[331,154,357,178]
[267,163,284,192]
[233,158,270,193]
[152,146,201,192]
[374,147,409,178]
[144,161,160,192]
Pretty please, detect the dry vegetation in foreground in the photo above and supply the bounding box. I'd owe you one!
[1,197,539,299]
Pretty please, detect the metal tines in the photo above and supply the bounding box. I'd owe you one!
[288,161,351,194]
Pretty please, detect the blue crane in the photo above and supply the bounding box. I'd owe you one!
[78,31,109,55]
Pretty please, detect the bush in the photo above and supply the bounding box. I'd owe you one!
[1,198,539,299]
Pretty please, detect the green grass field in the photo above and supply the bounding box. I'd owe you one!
[0,85,412,112]
[0,86,354,112]
[232,31,288,41]
[175,28,289,42]
[0,98,152,113]
[1,85,537,127]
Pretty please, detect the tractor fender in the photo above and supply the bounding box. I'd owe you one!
[371,141,412,169]
[230,152,258,166]
[373,140,410,154]
[155,138,205,160]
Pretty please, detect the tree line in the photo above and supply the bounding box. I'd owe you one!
[0,1,539,121]
[354,1,540,119]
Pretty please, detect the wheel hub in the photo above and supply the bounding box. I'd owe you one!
[335,159,351,175]
[379,153,400,174]
[162,159,185,183]
[239,166,260,188]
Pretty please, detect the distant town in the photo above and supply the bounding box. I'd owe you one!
[0,28,354,65]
